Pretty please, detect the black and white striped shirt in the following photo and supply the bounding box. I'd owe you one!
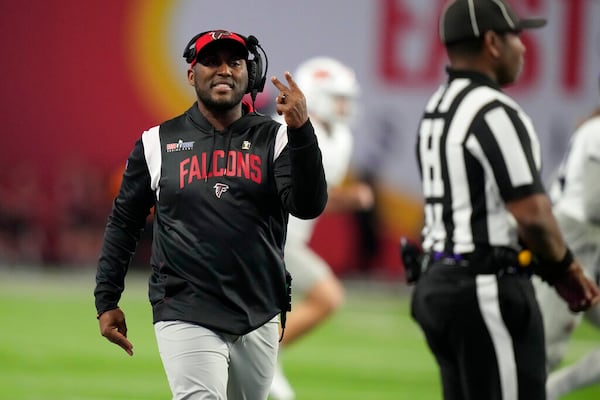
[416,69,545,255]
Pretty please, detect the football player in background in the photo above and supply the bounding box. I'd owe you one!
[269,57,374,400]
[534,74,600,399]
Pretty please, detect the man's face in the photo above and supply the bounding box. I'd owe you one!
[495,32,525,86]
[189,43,248,112]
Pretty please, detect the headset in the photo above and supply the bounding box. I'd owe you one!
[182,30,268,104]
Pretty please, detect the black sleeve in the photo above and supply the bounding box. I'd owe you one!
[94,139,155,314]
[274,119,328,219]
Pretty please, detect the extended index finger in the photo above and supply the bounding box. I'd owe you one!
[105,330,134,356]
[270,75,289,93]
[283,71,299,91]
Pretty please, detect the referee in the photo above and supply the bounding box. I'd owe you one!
[410,1,600,399]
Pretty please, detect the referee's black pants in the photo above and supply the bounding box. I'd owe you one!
[411,263,546,400]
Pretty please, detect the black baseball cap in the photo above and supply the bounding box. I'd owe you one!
[440,0,547,45]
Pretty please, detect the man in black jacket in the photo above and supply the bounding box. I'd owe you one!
[94,29,327,400]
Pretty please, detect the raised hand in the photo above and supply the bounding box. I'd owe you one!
[271,71,308,129]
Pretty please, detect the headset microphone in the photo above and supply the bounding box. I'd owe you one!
[246,35,259,47]
[245,35,268,105]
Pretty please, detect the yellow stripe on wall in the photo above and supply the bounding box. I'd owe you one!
[125,0,194,121]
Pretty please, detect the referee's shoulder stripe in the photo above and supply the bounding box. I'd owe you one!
[445,86,494,144]
[447,86,514,143]
[439,78,471,112]
[460,85,504,113]
[485,107,534,186]
[425,84,446,113]
[423,79,471,116]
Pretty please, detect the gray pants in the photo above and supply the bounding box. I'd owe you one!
[154,318,279,400]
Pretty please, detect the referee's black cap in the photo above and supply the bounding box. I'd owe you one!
[440,0,547,45]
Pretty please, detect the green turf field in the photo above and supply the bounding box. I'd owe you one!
[1,268,599,400]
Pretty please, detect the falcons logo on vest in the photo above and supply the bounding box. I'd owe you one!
[213,183,229,198]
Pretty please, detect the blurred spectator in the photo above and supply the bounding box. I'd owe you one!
[350,171,381,273]
[53,159,112,266]
[0,164,45,265]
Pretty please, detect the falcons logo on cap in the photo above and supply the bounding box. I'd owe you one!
[210,30,232,40]
[213,183,229,198]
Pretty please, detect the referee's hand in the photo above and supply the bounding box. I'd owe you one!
[98,307,134,356]
[554,262,600,312]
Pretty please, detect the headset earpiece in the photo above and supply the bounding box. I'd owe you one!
[244,34,267,100]
[247,60,257,94]
[182,31,209,64]
[183,43,195,64]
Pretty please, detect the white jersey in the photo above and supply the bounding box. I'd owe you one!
[534,113,600,395]
[551,115,600,224]
[285,119,354,243]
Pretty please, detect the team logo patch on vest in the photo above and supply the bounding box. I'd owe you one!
[213,183,229,198]
[166,139,195,152]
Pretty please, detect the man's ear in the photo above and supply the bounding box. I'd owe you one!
[187,68,195,86]
[484,31,502,59]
